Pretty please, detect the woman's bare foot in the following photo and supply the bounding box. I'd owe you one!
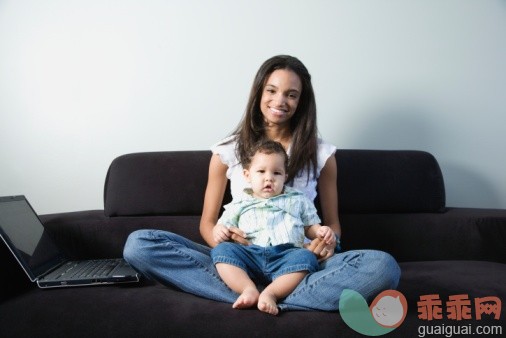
[258,290,279,315]
[232,286,259,309]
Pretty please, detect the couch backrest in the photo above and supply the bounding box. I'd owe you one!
[104,151,231,217]
[332,150,445,213]
[103,149,445,217]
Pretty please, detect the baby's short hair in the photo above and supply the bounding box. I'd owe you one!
[242,140,289,170]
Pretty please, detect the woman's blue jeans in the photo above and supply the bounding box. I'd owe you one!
[123,230,401,311]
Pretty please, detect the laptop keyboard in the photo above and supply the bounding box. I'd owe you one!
[55,259,121,279]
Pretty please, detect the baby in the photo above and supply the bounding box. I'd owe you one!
[210,140,336,315]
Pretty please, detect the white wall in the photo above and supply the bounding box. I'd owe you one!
[1,0,505,214]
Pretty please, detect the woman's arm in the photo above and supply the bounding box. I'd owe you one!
[317,155,341,237]
[200,154,228,247]
[306,155,341,260]
[199,154,247,247]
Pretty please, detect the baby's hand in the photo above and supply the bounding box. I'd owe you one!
[317,226,336,245]
[213,224,231,244]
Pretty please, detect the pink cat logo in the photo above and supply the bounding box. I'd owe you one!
[370,290,408,328]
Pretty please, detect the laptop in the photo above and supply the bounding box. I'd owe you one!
[0,195,140,288]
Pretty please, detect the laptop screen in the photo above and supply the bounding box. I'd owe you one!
[0,196,66,281]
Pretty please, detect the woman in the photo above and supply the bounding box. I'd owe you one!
[124,55,400,311]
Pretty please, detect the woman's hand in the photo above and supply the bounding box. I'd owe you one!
[228,226,250,245]
[212,224,231,244]
[305,237,336,262]
[212,224,250,246]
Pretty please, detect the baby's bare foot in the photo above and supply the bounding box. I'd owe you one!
[233,287,259,309]
[258,290,279,315]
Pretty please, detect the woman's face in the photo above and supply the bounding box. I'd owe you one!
[260,69,302,127]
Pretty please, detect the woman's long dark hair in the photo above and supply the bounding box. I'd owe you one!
[231,55,318,184]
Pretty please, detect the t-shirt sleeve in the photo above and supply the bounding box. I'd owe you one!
[210,136,240,179]
[317,139,337,175]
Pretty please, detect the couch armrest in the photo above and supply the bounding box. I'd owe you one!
[40,210,110,259]
[40,211,205,259]
[341,207,506,263]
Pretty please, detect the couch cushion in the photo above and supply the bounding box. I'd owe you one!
[335,150,446,213]
[104,151,213,217]
[1,261,503,337]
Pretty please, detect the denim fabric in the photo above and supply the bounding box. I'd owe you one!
[124,230,401,311]
[211,242,318,283]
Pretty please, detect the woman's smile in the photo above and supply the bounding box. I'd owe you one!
[260,69,301,126]
[268,106,288,117]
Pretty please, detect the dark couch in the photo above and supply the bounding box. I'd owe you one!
[1,150,505,337]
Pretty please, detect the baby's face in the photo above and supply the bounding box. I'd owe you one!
[244,152,287,199]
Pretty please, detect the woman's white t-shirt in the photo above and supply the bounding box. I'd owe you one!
[211,136,337,202]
